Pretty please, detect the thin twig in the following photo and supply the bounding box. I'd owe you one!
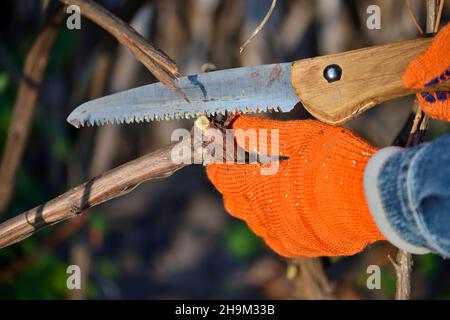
[434,0,445,33]
[239,0,277,53]
[405,106,424,146]
[290,258,335,299]
[426,0,438,33]
[405,0,425,35]
[388,253,412,300]
[58,0,187,101]
[0,9,65,214]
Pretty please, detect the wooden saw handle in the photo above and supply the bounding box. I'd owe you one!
[291,38,448,125]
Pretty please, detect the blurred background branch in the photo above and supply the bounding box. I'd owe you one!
[240,0,278,53]
[57,0,185,98]
[0,6,65,214]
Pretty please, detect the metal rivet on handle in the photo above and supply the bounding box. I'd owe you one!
[323,64,342,83]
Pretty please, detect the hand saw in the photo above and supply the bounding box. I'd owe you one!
[67,37,450,128]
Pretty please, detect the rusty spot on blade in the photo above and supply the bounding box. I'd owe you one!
[251,71,261,79]
[267,64,282,87]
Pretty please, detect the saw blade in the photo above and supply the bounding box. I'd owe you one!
[67,63,299,128]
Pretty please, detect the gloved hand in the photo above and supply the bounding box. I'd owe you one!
[207,116,384,257]
[403,23,450,120]
[207,24,450,258]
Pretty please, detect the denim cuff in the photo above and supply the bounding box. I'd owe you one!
[364,146,430,254]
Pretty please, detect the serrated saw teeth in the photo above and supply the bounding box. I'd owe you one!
[71,104,288,128]
[70,119,81,128]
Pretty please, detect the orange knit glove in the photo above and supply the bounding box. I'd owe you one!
[403,23,450,120]
[206,116,385,257]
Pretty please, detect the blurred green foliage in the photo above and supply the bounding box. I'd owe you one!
[416,254,441,279]
[0,70,13,150]
[47,25,80,74]
[52,134,70,161]
[90,211,109,234]
[97,258,119,280]
[224,221,264,259]
[0,72,9,93]
[379,267,397,298]
[0,241,67,299]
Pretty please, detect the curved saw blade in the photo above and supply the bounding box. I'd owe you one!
[67,63,298,128]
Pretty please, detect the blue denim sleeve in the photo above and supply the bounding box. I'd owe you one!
[364,133,450,257]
